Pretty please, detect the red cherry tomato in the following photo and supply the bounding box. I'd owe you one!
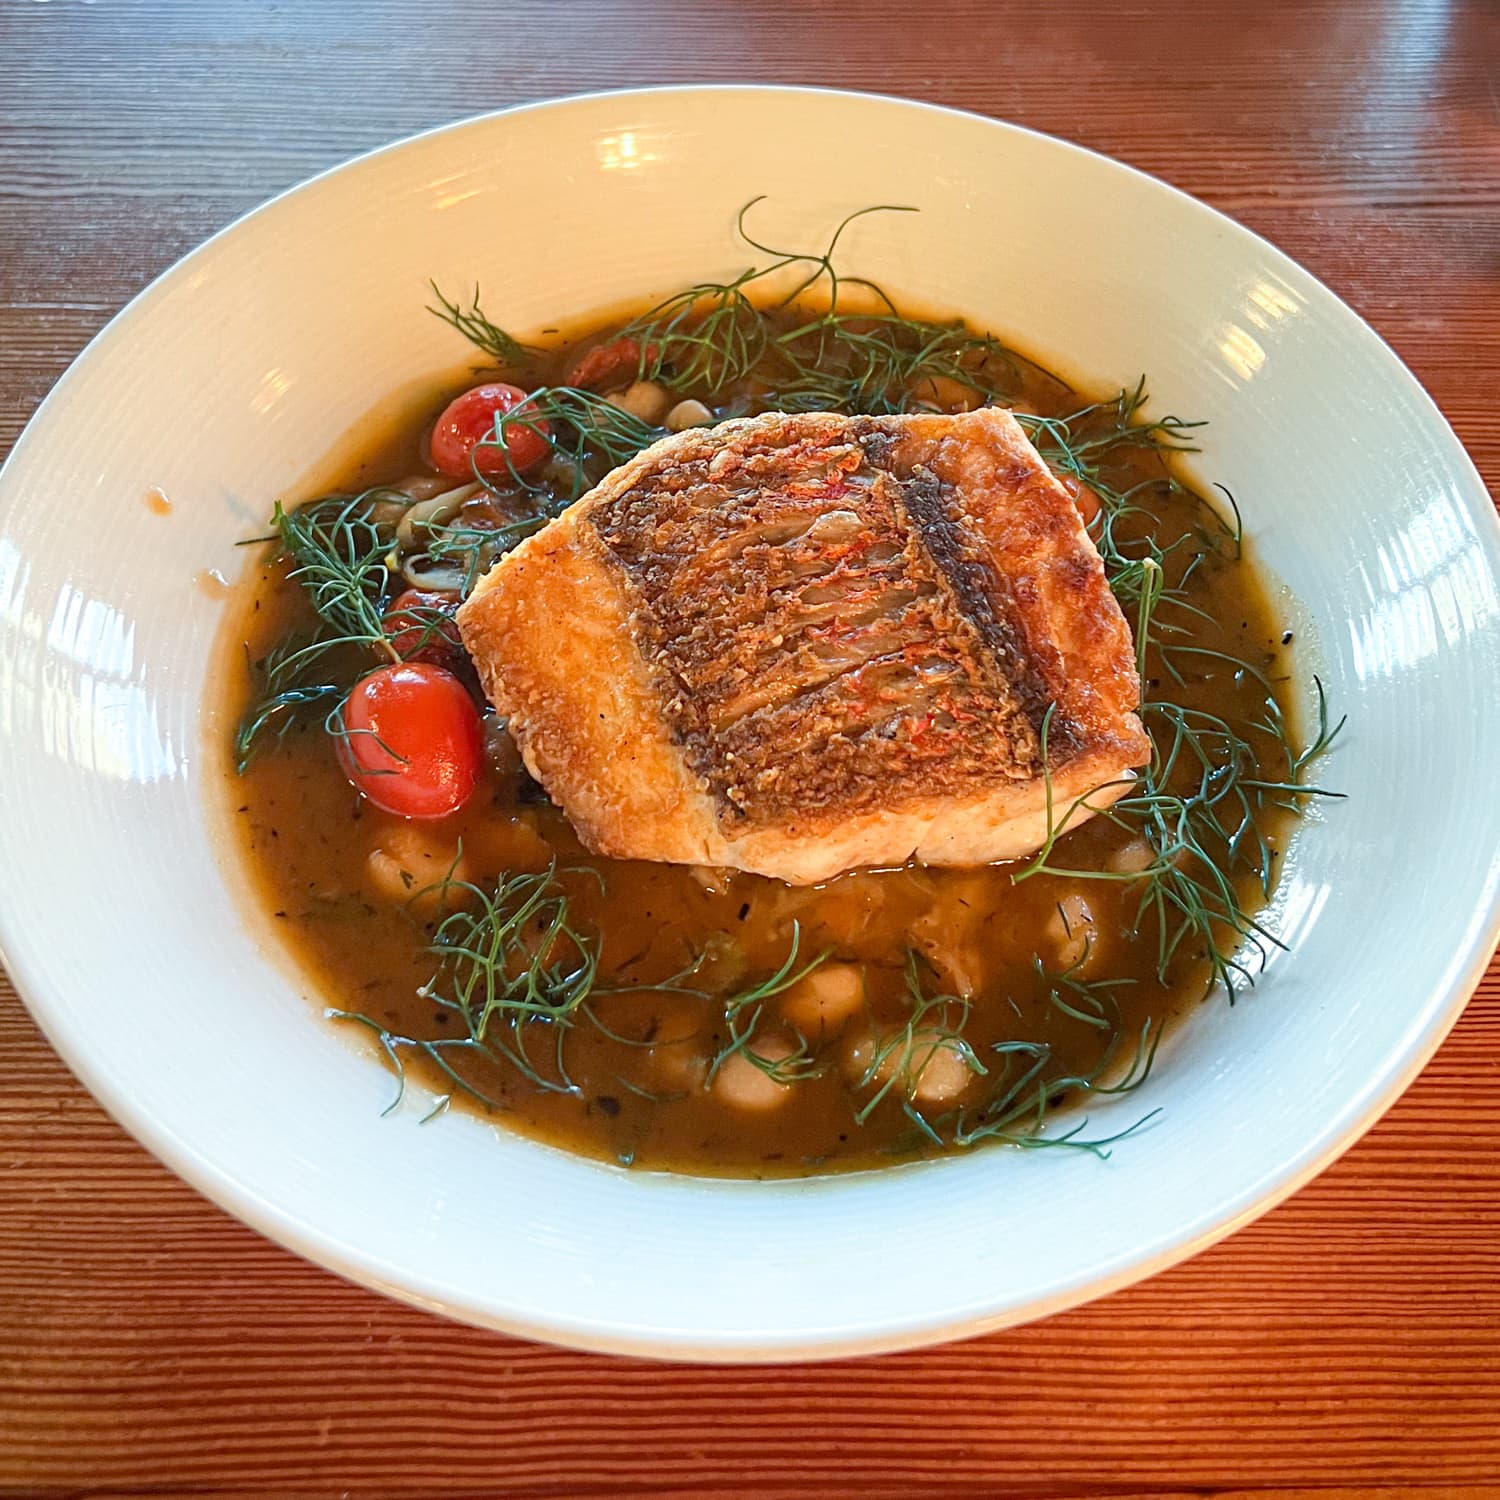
[565,336,659,392]
[383,587,464,667]
[429,382,550,479]
[336,663,483,819]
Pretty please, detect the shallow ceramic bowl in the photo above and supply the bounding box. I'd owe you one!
[2,87,1497,1361]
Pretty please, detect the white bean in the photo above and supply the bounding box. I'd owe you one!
[1107,837,1158,875]
[843,1026,977,1104]
[907,1035,976,1104]
[780,963,864,1039]
[365,826,467,908]
[665,398,715,431]
[1045,891,1097,969]
[605,380,671,424]
[713,1037,794,1112]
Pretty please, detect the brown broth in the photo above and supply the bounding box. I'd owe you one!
[219,304,1300,1176]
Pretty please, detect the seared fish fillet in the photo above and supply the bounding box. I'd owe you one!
[457,408,1151,885]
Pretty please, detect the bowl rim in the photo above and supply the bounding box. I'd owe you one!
[3,83,1499,1362]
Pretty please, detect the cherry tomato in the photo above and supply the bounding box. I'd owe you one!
[383,587,464,667]
[429,382,550,479]
[565,336,658,392]
[336,663,483,819]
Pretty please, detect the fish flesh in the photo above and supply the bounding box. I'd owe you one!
[457,408,1151,884]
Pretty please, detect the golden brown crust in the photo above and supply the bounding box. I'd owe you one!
[884,411,1148,766]
[457,408,1150,884]
[457,515,723,863]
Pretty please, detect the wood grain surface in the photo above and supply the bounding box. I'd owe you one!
[2,0,1498,1495]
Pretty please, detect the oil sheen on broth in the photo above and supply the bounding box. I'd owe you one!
[225,303,1300,1176]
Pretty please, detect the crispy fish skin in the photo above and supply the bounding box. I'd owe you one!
[457,408,1151,884]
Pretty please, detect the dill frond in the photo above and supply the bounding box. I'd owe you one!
[707,925,831,1085]
[1010,384,1343,1000]
[427,282,534,366]
[273,491,404,649]
[234,489,414,769]
[851,952,986,1124]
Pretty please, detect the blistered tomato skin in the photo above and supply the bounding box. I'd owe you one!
[336,663,484,819]
[565,337,657,392]
[429,382,551,479]
[383,588,464,668]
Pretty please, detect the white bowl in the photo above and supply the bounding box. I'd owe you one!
[3,87,1497,1361]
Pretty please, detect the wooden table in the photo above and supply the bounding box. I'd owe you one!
[3,2,1498,1495]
